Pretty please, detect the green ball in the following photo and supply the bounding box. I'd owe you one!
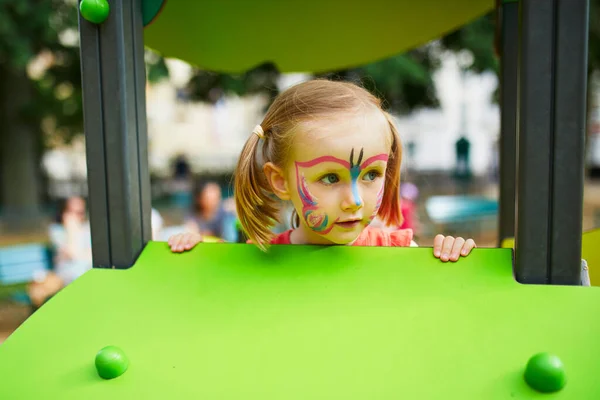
[80,0,110,24]
[95,346,129,380]
[524,353,566,393]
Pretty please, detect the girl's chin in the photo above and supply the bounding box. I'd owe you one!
[319,229,363,245]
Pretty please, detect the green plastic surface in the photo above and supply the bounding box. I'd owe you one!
[143,0,494,73]
[1,243,600,399]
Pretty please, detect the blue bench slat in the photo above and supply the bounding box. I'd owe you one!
[0,260,48,274]
[0,268,45,285]
[0,244,52,286]
[0,244,47,265]
[425,195,498,224]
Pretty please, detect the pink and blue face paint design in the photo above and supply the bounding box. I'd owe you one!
[367,183,385,225]
[349,148,364,207]
[297,174,333,233]
[295,149,389,235]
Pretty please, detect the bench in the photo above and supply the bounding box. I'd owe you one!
[0,244,53,300]
[424,195,498,237]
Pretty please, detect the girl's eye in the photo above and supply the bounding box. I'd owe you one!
[363,170,381,182]
[319,174,340,184]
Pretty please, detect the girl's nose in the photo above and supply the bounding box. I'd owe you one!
[341,183,363,212]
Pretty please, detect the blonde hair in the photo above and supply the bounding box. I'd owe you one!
[234,80,403,250]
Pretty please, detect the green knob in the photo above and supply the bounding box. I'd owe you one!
[524,353,566,393]
[80,0,110,24]
[95,345,129,380]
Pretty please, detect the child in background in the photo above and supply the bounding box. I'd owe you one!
[168,80,476,261]
[399,182,420,233]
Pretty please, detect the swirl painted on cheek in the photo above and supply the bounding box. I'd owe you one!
[296,168,336,234]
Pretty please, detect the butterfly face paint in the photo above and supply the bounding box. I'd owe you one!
[295,148,389,235]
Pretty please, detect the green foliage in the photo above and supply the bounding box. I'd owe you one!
[441,13,498,74]
[184,63,279,104]
[317,49,441,114]
[146,50,170,84]
[0,0,83,145]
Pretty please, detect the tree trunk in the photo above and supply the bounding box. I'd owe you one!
[0,64,43,230]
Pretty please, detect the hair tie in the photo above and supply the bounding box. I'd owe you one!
[253,125,265,140]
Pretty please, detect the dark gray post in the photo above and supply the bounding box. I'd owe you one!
[515,0,588,284]
[515,0,555,284]
[549,0,588,283]
[497,0,518,246]
[78,0,152,269]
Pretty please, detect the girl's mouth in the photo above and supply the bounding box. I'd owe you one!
[335,220,361,229]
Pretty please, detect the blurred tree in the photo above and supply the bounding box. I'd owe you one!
[0,0,82,227]
[316,47,441,115]
[183,62,280,106]
[441,12,498,74]
[146,49,170,84]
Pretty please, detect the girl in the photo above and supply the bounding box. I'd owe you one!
[168,80,476,262]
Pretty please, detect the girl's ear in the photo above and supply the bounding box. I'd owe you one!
[263,162,291,200]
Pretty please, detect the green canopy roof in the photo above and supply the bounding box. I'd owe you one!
[143,0,494,73]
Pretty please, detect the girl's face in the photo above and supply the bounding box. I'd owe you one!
[285,110,392,245]
[65,197,87,223]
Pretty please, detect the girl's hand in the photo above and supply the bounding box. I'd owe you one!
[433,234,476,262]
[168,233,203,253]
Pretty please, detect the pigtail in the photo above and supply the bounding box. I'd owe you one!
[378,112,403,228]
[234,132,278,250]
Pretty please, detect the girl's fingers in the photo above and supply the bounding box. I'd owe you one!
[184,233,197,249]
[433,234,445,257]
[461,238,477,256]
[449,237,466,261]
[440,236,455,262]
[173,235,185,252]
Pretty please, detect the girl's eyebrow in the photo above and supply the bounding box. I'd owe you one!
[295,153,389,170]
[360,154,389,169]
[295,156,351,169]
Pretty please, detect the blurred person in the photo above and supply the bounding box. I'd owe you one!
[184,182,236,241]
[152,208,164,240]
[27,196,92,308]
[399,182,420,233]
[171,154,193,209]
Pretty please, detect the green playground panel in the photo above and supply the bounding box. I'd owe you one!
[0,243,599,398]
[143,0,493,73]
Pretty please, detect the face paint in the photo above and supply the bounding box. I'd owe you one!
[295,149,389,235]
[367,183,385,225]
[296,169,337,234]
[349,148,364,207]
[349,148,389,208]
